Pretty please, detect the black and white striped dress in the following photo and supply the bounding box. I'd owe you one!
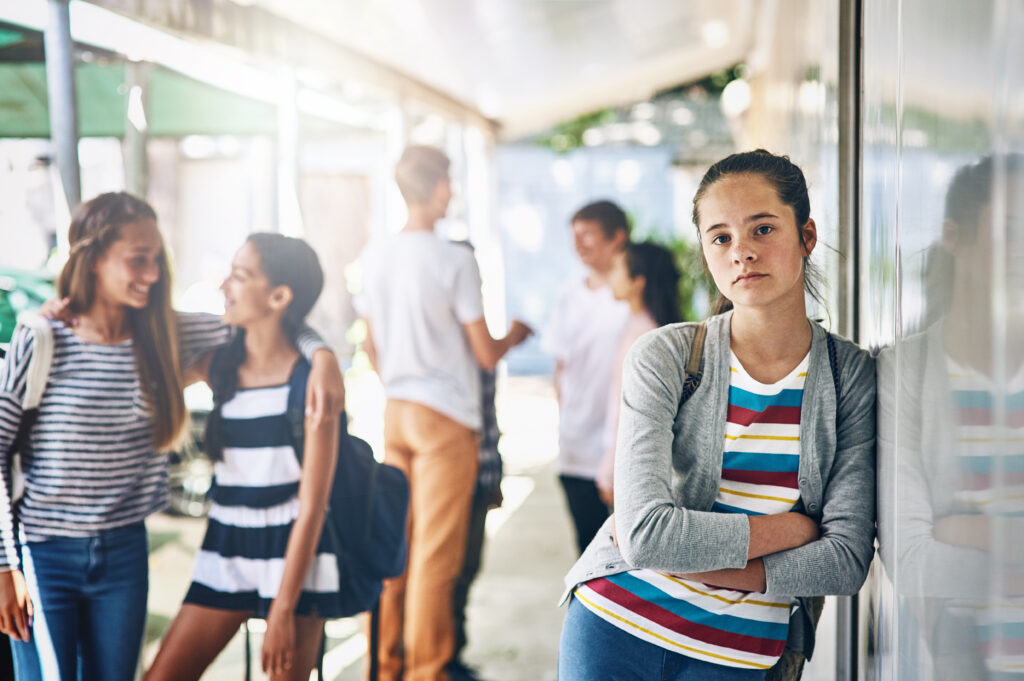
[183,373,344,618]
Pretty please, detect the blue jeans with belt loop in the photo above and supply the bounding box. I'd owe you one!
[559,595,769,681]
[10,521,149,681]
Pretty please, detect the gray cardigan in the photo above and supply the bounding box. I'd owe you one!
[562,311,877,658]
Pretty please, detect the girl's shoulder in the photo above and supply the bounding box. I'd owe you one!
[814,324,876,399]
[818,325,875,369]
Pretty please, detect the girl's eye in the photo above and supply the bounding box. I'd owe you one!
[711,234,730,245]
[756,225,774,235]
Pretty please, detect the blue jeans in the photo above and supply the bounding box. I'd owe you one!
[10,522,149,681]
[559,596,768,681]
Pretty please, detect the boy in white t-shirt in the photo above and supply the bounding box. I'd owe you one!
[543,200,630,554]
[354,145,530,681]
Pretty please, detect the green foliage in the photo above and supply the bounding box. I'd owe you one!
[629,225,713,322]
[535,109,617,153]
[663,234,713,322]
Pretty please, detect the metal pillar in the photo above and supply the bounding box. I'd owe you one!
[836,1,862,679]
[43,0,81,210]
[124,60,151,198]
[276,70,303,236]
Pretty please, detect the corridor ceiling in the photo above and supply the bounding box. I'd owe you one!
[227,0,756,138]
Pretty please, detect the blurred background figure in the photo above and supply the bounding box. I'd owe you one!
[542,200,629,555]
[354,145,530,681]
[596,240,682,507]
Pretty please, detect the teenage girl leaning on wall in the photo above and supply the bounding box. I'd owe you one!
[559,150,876,681]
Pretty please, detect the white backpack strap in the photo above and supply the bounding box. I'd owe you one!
[18,313,55,410]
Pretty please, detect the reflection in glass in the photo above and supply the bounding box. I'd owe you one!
[877,156,1024,680]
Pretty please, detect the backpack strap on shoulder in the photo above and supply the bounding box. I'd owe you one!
[825,332,841,409]
[679,321,707,407]
[286,358,312,461]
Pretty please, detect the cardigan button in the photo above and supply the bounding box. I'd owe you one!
[808,502,819,512]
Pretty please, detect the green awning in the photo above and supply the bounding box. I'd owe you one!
[0,61,282,138]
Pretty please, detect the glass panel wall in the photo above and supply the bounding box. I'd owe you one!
[862,2,1024,679]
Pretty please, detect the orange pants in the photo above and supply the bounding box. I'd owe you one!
[373,399,479,681]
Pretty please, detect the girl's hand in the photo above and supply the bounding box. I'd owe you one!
[261,604,296,676]
[39,297,76,326]
[307,350,345,427]
[0,569,33,642]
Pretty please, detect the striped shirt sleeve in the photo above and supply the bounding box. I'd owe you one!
[0,326,35,569]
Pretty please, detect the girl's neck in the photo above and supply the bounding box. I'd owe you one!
[627,292,645,314]
[77,301,130,344]
[943,267,995,374]
[239,321,300,387]
[586,270,610,290]
[729,305,811,383]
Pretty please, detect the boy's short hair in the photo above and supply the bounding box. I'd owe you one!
[395,145,450,205]
[571,200,630,240]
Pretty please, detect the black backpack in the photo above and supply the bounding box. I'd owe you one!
[285,359,410,616]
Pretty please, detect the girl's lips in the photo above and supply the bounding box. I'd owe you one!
[734,273,766,284]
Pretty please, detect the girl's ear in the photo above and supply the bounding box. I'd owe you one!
[801,218,818,256]
[269,284,294,312]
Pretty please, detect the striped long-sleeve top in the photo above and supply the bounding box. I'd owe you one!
[0,313,325,570]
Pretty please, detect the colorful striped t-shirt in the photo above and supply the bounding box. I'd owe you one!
[575,351,808,670]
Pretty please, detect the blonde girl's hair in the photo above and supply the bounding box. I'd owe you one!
[57,192,186,451]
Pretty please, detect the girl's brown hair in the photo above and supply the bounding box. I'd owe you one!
[57,192,186,451]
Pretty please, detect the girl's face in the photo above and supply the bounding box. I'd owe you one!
[221,241,281,327]
[698,173,816,313]
[608,251,644,303]
[91,219,163,310]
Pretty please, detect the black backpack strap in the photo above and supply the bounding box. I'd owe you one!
[679,321,707,407]
[285,359,312,461]
[369,600,381,681]
[825,332,841,412]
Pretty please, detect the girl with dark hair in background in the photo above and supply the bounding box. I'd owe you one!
[560,150,876,680]
[146,233,343,681]
[597,241,681,507]
[0,194,342,681]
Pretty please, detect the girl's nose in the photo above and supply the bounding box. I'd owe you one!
[732,240,756,263]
